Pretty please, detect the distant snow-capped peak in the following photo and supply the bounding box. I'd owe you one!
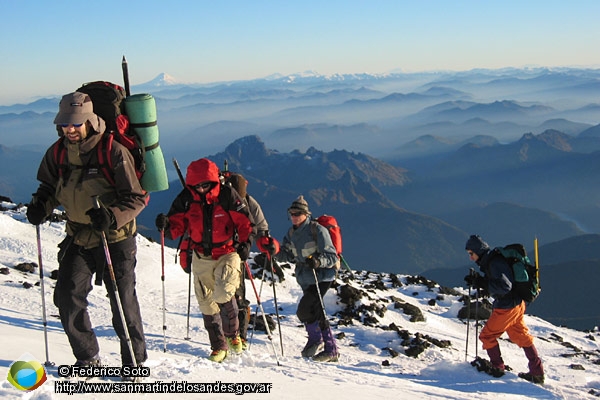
[145,72,179,86]
[264,70,390,83]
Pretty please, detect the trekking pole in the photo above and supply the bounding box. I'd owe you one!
[339,254,355,279]
[173,157,193,340]
[475,285,480,359]
[266,254,284,356]
[173,234,191,341]
[91,196,137,367]
[160,228,167,352]
[249,260,268,345]
[184,261,192,340]
[36,224,54,367]
[534,236,540,292]
[311,268,335,340]
[243,261,281,366]
[465,270,472,362]
[121,56,131,97]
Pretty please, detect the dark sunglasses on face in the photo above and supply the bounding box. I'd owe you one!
[194,182,212,190]
[60,123,84,128]
[467,251,475,256]
[289,212,304,217]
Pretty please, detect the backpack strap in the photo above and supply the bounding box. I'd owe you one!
[51,133,120,188]
[52,138,68,179]
[310,220,319,244]
[190,185,239,256]
[219,184,243,244]
[96,133,116,186]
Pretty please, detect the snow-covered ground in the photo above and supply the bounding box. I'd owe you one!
[0,203,599,399]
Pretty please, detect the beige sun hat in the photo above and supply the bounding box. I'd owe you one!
[53,91,101,132]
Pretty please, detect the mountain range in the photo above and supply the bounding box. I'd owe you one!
[1,67,599,330]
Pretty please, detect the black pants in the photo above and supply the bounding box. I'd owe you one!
[53,236,147,365]
[296,281,333,327]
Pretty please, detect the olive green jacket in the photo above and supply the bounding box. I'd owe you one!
[34,126,146,249]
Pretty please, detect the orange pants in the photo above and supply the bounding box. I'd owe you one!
[479,301,534,350]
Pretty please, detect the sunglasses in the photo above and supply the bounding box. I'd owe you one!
[289,212,304,217]
[467,251,475,256]
[60,123,84,128]
[194,182,213,190]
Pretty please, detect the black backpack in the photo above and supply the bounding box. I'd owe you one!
[493,243,541,303]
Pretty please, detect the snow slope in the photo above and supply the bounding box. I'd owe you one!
[0,203,598,399]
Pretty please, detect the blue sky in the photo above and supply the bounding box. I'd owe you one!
[1,0,600,105]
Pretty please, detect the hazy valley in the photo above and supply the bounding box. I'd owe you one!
[1,67,599,330]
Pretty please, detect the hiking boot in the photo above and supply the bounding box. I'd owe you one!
[523,345,544,378]
[121,363,143,382]
[74,355,101,367]
[486,345,505,371]
[227,335,244,354]
[302,321,323,358]
[518,372,545,385]
[301,341,324,358]
[471,356,505,377]
[208,349,228,363]
[320,325,339,360]
[312,350,339,362]
[72,355,101,379]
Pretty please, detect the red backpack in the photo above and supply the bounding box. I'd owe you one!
[314,215,343,256]
[306,214,343,270]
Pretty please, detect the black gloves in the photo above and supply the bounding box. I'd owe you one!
[306,254,321,269]
[237,242,250,261]
[155,213,169,231]
[26,201,47,226]
[86,206,115,232]
[464,272,486,289]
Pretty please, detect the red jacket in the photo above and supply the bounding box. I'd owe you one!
[166,158,253,260]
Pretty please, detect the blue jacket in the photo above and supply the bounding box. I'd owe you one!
[477,249,522,309]
[276,217,339,291]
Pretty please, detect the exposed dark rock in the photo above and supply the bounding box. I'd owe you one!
[15,262,37,273]
[457,299,492,320]
[393,300,425,322]
[249,313,276,332]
